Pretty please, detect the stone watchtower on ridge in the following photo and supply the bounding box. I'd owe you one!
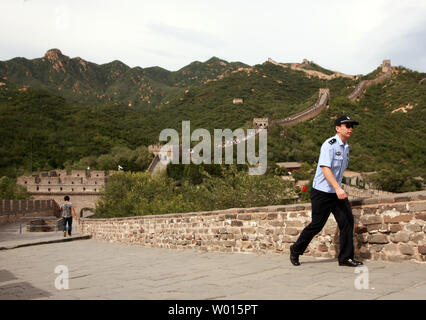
[382,60,391,73]
[319,88,330,99]
[148,145,163,156]
[148,144,175,160]
[253,118,269,129]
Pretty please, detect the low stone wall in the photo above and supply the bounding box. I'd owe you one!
[79,191,426,262]
[342,184,394,199]
[0,199,60,225]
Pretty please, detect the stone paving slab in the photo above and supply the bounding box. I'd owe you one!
[0,239,425,300]
[0,222,88,250]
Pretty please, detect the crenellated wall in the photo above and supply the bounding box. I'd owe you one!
[79,191,426,262]
[0,199,60,225]
[17,170,112,192]
[16,170,110,217]
[30,193,99,218]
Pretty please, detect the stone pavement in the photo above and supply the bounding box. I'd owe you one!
[0,222,88,250]
[0,239,425,300]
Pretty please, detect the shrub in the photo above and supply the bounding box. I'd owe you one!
[95,166,297,218]
[0,176,30,199]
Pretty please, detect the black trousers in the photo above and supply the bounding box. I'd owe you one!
[291,188,354,262]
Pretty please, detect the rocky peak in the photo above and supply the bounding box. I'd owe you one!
[44,49,68,62]
[44,49,70,73]
[73,57,89,72]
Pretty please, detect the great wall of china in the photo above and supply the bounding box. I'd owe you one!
[15,170,114,217]
[79,191,426,262]
[272,88,330,126]
[145,59,394,174]
[270,59,394,126]
[267,58,357,80]
[5,59,396,198]
[1,60,424,263]
[347,60,392,101]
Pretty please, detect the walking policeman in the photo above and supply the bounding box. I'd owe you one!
[290,115,363,267]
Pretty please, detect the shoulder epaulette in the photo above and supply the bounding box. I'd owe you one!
[328,138,336,145]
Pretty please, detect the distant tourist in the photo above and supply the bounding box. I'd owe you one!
[60,196,77,237]
[290,115,364,267]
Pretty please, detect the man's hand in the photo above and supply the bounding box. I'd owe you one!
[335,187,347,200]
[321,166,347,199]
[72,208,78,220]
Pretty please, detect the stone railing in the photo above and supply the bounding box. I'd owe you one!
[342,184,394,199]
[0,199,60,225]
[79,191,426,262]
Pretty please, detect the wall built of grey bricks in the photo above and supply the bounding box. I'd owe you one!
[80,191,426,262]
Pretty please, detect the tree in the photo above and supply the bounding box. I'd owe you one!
[0,176,30,199]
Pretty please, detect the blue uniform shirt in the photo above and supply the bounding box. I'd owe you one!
[312,134,349,193]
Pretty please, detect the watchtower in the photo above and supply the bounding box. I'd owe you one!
[148,145,163,156]
[253,118,269,129]
[319,88,330,99]
[382,60,391,73]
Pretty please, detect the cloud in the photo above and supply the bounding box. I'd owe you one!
[383,24,426,71]
[146,22,228,49]
[0,0,425,73]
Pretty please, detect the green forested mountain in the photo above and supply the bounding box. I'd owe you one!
[0,49,247,110]
[0,50,425,187]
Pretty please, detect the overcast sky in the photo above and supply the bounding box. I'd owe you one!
[1,0,425,75]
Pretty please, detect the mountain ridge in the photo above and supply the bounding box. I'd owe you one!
[2,48,387,110]
[0,49,425,183]
[0,49,250,109]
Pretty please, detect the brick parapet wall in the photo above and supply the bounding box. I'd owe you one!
[0,199,60,225]
[79,191,426,262]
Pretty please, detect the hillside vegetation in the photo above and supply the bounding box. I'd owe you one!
[0,50,247,110]
[0,50,424,195]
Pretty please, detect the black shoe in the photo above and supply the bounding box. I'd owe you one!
[339,258,363,267]
[351,258,363,265]
[290,246,300,266]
